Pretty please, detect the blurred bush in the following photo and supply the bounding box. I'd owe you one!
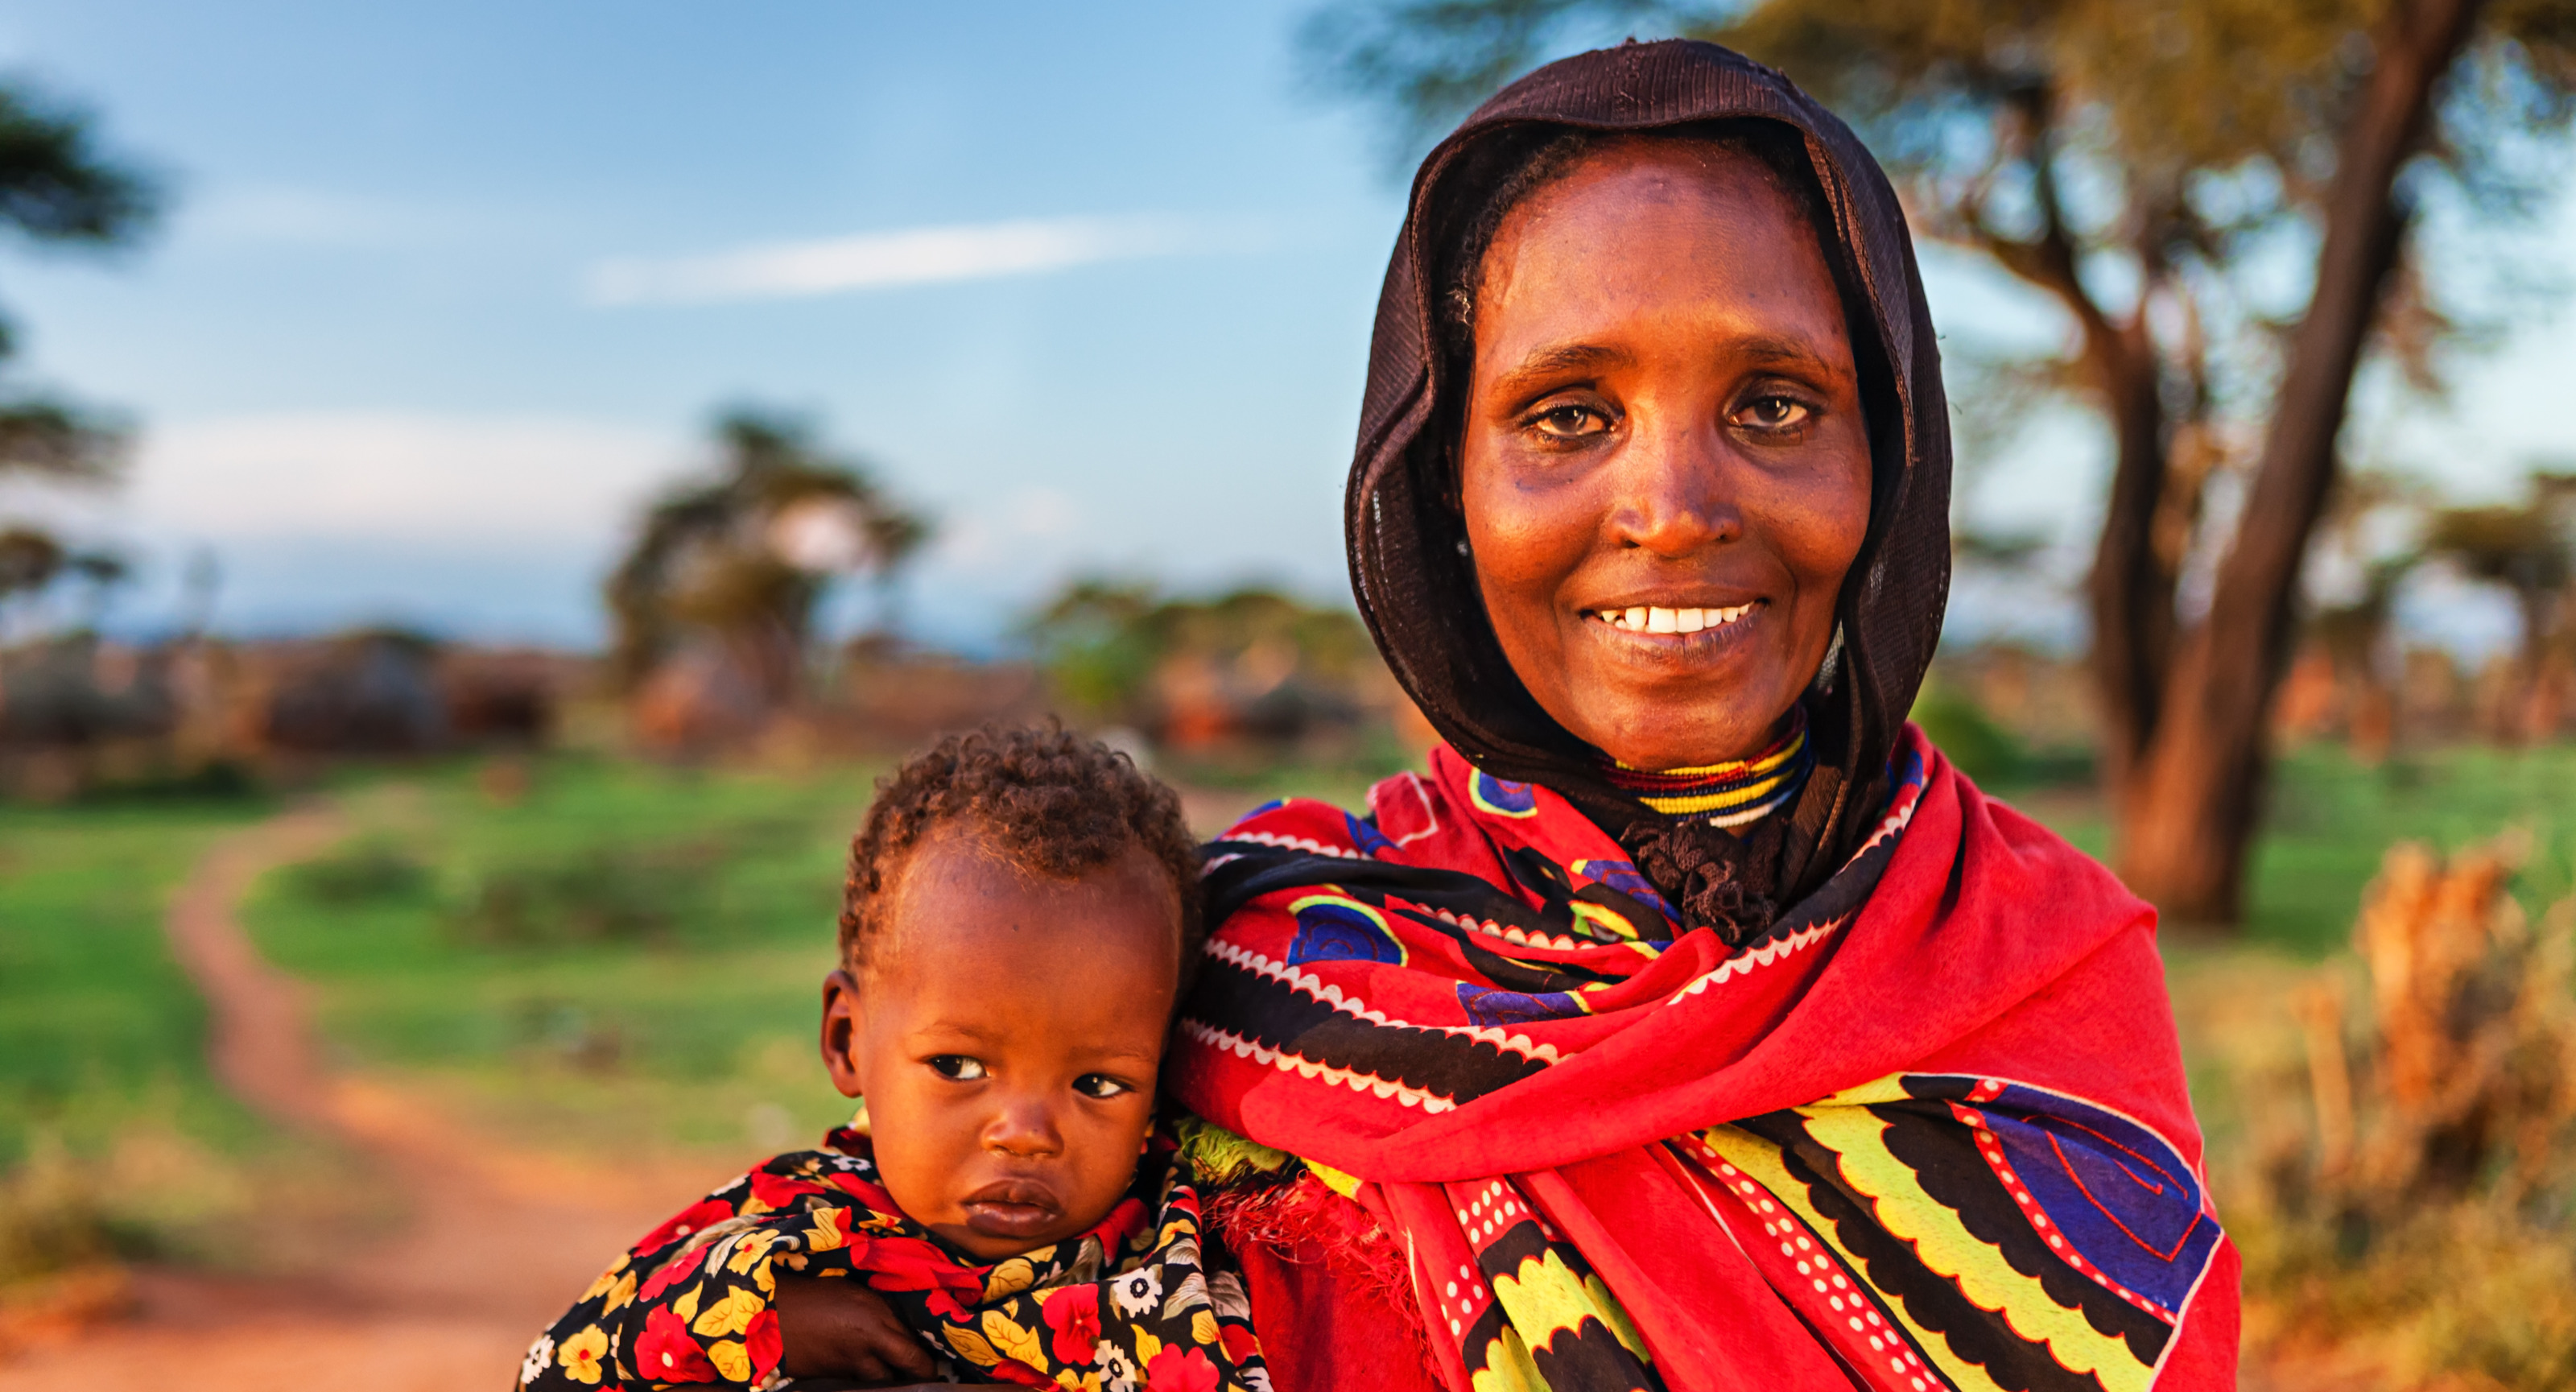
[1909,685,2026,785]
[2235,836,2576,1388]
[444,839,726,948]
[0,1136,115,1285]
[276,821,737,950]
[284,838,433,906]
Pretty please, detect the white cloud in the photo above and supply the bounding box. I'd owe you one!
[122,412,682,547]
[584,213,1253,306]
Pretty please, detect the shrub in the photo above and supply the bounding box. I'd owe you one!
[0,1137,113,1285]
[2237,836,2576,1388]
[1909,686,2025,784]
[445,839,724,948]
[286,839,434,906]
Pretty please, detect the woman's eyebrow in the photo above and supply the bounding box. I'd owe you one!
[1494,341,1632,386]
[1733,334,1842,374]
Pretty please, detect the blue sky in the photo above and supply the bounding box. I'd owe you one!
[0,2,2567,653]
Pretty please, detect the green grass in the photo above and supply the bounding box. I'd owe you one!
[238,754,886,1157]
[2249,741,2576,952]
[0,796,274,1168]
[13,738,2574,1177]
[2007,741,2576,956]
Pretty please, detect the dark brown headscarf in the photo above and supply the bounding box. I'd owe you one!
[1345,39,1951,940]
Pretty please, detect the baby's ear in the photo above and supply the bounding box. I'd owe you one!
[817,969,869,1099]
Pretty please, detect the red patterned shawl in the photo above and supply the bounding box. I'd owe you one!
[1168,729,2238,1392]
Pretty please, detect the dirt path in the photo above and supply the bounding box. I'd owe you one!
[0,806,721,1392]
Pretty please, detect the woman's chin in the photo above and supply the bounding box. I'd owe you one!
[1572,694,1793,770]
[1562,655,1800,768]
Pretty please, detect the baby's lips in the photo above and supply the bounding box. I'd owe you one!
[962,1176,1059,1210]
[960,1176,1063,1237]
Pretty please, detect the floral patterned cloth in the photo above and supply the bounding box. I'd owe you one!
[518,1117,1269,1391]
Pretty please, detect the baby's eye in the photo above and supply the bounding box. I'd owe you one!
[1073,1074,1133,1100]
[928,1055,987,1081]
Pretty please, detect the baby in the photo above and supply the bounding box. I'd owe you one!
[519,726,1267,1390]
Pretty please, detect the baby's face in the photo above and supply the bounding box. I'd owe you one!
[821,830,1181,1261]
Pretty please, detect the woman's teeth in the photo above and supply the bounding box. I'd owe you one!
[1595,604,1755,634]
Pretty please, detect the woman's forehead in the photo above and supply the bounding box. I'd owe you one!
[1492,142,1810,271]
[1472,147,1849,368]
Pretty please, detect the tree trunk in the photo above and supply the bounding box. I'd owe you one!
[2085,320,2179,804]
[2115,0,2487,924]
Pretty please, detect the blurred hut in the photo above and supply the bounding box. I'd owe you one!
[259,629,446,754]
[0,634,181,799]
[437,646,563,746]
[0,634,175,747]
[1027,578,1425,766]
[824,644,1045,748]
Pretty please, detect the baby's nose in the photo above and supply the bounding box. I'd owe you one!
[982,1100,1063,1158]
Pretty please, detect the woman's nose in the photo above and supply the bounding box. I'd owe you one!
[980,1096,1063,1159]
[1611,411,1741,556]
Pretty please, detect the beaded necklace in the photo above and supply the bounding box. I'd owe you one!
[1601,708,1813,828]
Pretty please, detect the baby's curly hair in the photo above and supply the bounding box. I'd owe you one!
[839,725,1203,985]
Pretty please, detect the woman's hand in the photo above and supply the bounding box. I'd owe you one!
[770,1273,939,1386]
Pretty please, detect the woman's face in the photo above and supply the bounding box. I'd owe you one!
[1459,140,1872,772]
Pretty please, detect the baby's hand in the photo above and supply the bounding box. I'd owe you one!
[771,1273,942,1386]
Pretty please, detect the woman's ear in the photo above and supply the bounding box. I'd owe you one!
[818,969,869,1099]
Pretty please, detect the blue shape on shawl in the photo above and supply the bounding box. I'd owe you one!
[1471,771,1540,818]
[1344,812,1397,858]
[1457,983,1586,1027]
[1984,1081,2220,1312]
[1572,857,1677,922]
[1286,900,1406,966]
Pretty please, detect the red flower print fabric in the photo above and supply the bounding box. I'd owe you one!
[518,1121,1269,1391]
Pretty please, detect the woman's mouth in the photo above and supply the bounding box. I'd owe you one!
[1587,602,1759,635]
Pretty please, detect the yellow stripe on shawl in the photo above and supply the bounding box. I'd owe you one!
[1798,1106,2157,1392]
[1700,1124,2005,1392]
[1569,901,1643,943]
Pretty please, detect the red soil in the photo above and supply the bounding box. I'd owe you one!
[0,808,729,1392]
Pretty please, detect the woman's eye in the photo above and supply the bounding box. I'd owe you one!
[1528,403,1608,439]
[928,1055,987,1081]
[1734,394,1814,431]
[1073,1074,1132,1100]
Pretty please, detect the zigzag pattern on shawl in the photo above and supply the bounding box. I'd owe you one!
[1179,746,1929,1113]
[1187,941,1555,1105]
[1707,1071,2223,1392]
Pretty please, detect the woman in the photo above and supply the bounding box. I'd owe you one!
[1170,39,2238,1392]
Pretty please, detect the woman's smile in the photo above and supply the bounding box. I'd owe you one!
[1577,596,1770,678]
[1587,601,1760,636]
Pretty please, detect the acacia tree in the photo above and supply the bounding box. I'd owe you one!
[1305,0,2576,923]
[0,80,157,649]
[2423,473,2576,733]
[0,82,155,486]
[605,408,931,702]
